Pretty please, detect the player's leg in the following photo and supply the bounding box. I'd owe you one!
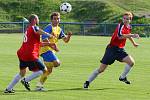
[4,60,27,93]
[53,59,60,67]
[24,59,45,82]
[36,51,59,90]
[4,73,23,93]
[84,63,108,89]
[21,59,45,91]
[84,46,114,89]
[119,55,135,84]
[38,61,54,86]
[41,59,61,83]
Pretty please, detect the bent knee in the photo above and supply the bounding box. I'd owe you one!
[129,61,135,67]
[53,61,60,67]
[123,55,135,67]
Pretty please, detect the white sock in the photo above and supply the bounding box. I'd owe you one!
[7,73,21,90]
[87,68,100,83]
[120,64,132,79]
[25,70,43,82]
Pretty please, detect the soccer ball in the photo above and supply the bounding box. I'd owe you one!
[60,2,72,14]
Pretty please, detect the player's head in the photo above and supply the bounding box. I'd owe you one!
[50,12,60,26]
[28,14,39,25]
[122,12,133,24]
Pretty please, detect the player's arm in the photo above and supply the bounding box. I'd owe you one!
[128,37,139,47]
[41,39,59,52]
[62,31,72,43]
[119,33,140,39]
[33,25,53,38]
[37,29,53,38]
[117,23,140,39]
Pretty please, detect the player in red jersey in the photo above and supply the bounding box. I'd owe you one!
[84,12,140,89]
[4,14,53,93]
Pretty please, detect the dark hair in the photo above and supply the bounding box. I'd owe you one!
[28,14,38,23]
[50,12,60,20]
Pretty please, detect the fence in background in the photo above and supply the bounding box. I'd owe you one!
[0,22,150,37]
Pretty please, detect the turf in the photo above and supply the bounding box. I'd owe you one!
[0,34,149,100]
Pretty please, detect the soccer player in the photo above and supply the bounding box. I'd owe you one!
[84,12,140,89]
[4,14,53,93]
[35,12,72,91]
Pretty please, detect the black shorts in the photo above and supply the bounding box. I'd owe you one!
[19,59,45,71]
[100,45,128,65]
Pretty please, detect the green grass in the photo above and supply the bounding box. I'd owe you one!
[0,34,150,100]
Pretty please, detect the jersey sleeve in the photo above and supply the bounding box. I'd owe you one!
[58,29,66,39]
[117,23,124,37]
[42,25,52,40]
[32,26,40,32]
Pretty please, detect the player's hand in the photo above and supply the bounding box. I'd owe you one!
[132,34,140,39]
[67,31,72,36]
[48,32,57,39]
[40,42,44,47]
[48,34,55,39]
[133,43,139,47]
[49,43,59,52]
[40,42,50,47]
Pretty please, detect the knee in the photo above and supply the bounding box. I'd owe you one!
[19,73,25,77]
[126,55,135,67]
[19,70,26,77]
[129,62,135,67]
[98,63,107,73]
[128,59,135,67]
[53,61,60,67]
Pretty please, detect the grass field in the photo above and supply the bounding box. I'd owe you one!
[0,34,149,100]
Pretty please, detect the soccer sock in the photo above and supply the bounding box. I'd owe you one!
[39,71,49,85]
[25,70,43,82]
[120,64,132,79]
[38,62,53,85]
[7,73,21,90]
[87,68,100,83]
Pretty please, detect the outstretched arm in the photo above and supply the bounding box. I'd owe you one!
[37,29,53,39]
[119,33,140,39]
[63,31,72,43]
[119,33,140,47]
[128,37,139,47]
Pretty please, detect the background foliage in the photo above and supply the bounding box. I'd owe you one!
[0,0,149,23]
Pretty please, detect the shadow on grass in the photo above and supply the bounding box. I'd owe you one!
[0,87,115,95]
[46,87,116,92]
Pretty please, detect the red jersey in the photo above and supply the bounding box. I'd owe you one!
[110,22,131,48]
[17,25,40,61]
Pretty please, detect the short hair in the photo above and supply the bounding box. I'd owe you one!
[123,12,133,18]
[28,14,38,23]
[50,12,60,20]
